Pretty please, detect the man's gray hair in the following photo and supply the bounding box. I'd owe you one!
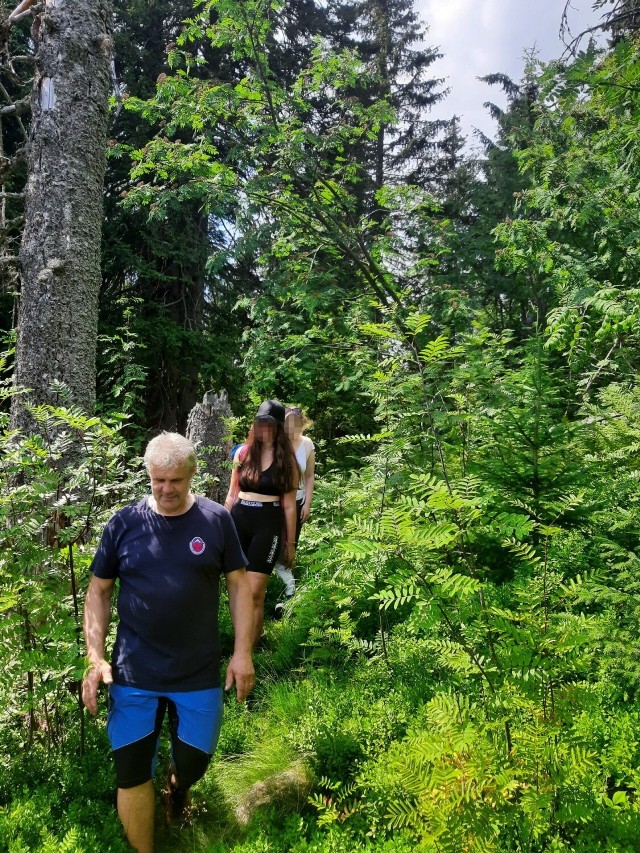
[143,432,197,473]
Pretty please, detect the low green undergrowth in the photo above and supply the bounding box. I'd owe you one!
[0,729,128,853]
[5,321,640,852]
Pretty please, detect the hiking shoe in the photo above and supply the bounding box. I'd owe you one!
[273,595,294,620]
[163,767,192,826]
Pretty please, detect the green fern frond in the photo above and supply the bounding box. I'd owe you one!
[491,512,536,539]
[386,796,419,828]
[374,583,420,610]
[404,310,432,335]
[359,322,396,339]
[337,537,383,557]
[457,475,484,499]
[511,498,540,519]
[335,432,387,445]
[561,570,603,593]
[420,334,450,363]
[343,514,384,542]
[429,639,478,673]
[407,472,447,497]
[431,567,483,599]
[504,538,542,566]
[39,828,80,853]
[428,691,474,724]
[399,521,459,550]
[584,286,629,318]
[567,745,597,776]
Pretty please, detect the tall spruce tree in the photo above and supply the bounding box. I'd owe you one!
[0,8,31,330]
[459,69,544,333]
[100,0,218,431]
[332,0,447,195]
[10,0,113,430]
[101,0,345,431]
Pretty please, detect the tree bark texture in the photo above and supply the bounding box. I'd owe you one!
[186,390,234,503]
[10,0,113,430]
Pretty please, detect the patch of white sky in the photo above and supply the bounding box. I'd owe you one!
[414,0,604,150]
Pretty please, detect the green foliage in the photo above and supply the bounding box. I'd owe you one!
[120,0,456,447]
[96,297,148,447]
[101,0,251,431]
[567,382,640,698]
[10,6,640,853]
[264,309,640,851]
[496,39,640,382]
[0,728,129,852]
[0,388,141,757]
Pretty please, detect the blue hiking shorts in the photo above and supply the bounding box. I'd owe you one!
[107,684,224,789]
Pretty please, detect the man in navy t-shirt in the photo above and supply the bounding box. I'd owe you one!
[82,432,254,853]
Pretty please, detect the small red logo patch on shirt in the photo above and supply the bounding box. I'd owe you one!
[189,537,206,555]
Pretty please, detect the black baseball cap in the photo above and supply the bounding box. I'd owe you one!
[255,399,285,425]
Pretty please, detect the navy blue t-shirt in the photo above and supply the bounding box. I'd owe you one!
[90,496,247,692]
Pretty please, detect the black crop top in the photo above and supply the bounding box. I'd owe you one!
[238,462,281,496]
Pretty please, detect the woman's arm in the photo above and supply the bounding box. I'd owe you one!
[282,489,298,568]
[301,444,315,524]
[224,449,241,510]
[8,0,36,24]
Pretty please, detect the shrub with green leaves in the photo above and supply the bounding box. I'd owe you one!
[274,314,640,851]
[0,380,141,757]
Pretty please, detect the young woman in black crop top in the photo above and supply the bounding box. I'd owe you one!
[224,400,299,648]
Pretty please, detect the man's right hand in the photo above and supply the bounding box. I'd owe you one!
[82,660,113,715]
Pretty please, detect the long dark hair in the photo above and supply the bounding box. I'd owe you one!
[239,421,299,493]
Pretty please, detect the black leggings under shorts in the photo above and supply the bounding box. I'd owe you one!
[112,697,211,790]
[231,499,282,575]
[294,498,304,545]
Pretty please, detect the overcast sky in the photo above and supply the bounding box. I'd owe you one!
[414,0,603,147]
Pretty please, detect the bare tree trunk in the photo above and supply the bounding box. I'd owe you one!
[186,390,234,503]
[10,0,113,431]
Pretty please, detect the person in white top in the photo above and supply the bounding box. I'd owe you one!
[274,407,315,614]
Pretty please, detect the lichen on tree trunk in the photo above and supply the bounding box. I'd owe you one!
[10,0,113,431]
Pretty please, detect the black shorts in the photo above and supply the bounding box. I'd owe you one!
[294,498,304,545]
[230,499,282,575]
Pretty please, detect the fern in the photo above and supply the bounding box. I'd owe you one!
[504,538,542,567]
[374,584,419,610]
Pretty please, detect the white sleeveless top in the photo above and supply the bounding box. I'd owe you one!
[294,437,314,502]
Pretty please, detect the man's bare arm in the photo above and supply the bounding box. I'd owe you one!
[82,575,115,715]
[224,568,255,701]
